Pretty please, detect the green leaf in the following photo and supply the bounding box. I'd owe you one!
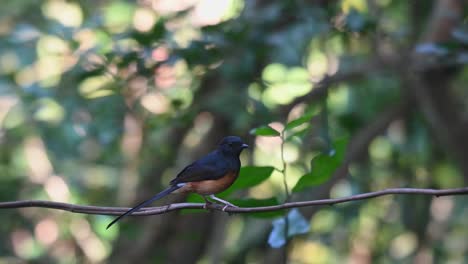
[286,128,308,142]
[292,138,347,192]
[250,125,280,136]
[268,209,309,248]
[230,197,283,218]
[285,112,314,131]
[219,166,275,197]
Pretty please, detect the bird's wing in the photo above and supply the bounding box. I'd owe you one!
[170,152,229,184]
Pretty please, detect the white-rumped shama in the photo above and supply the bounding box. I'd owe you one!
[106,136,248,229]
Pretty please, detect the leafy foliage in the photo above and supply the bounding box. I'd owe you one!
[250,126,281,137]
[220,166,275,197]
[293,138,347,192]
[284,112,315,131]
[0,0,467,263]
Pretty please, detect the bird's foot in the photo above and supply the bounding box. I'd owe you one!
[208,194,237,210]
[203,202,212,210]
[203,197,214,210]
[221,203,238,212]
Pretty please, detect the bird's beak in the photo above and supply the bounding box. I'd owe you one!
[241,143,249,149]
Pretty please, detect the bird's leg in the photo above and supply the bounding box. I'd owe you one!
[202,195,212,209]
[209,195,238,211]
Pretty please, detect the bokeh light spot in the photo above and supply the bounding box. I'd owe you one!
[42,0,83,27]
[44,175,70,202]
[133,8,157,32]
[34,98,65,124]
[35,218,59,247]
[390,232,418,259]
[104,2,135,33]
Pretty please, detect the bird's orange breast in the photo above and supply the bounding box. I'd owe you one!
[177,171,238,195]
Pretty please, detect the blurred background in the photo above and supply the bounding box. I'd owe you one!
[0,0,467,263]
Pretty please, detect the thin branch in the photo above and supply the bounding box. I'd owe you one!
[279,131,290,200]
[1,187,467,216]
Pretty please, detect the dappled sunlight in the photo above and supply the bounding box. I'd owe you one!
[133,8,157,32]
[79,75,114,98]
[126,76,148,106]
[430,196,453,222]
[282,143,299,163]
[0,50,20,74]
[122,114,143,158]
[0,96,18,126]
[152,45,170,62]
[341,0,367,13]
[24,137,53,184]
[104,2,135,33]
[36,57,63,87]
[261,64,312,107]
[81,166,119,188]
[34,98,65,124]
[248,170,281,199]
[414,247,433,264]
[13,33,76,88]
[44,175,70,203]
[291,240,332,263]
[70,219,109,262]
[287,103,308,122]
[140,92,170,114]
[191,0,233,26]
[255,122,283,154]
[155,64,177,89]
[307,49,330,80]
[311,209,339,233]
[151,0,241,26]
[149,0,243,47]
[118,114,143,203]
[183,112,214,148]
[387,119,406,145]
[49,240,76,262]
[348,206,378,263]
[349,241,371,264]
[330,179,353,198]
[152,0,197,15]
[369,136,393,164]
[34,218,59,247]
[1,0,467,262]
[327,84,350,114]
[73,29,97,52]
[42,0,83,27]
[15,65,37,88]
[36,35,75,87]
[389,232,418,260]
[37,35,70,56]
[11,229,41,260]
[224,217,244,250]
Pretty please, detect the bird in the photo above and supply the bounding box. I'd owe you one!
[106,136,248,229]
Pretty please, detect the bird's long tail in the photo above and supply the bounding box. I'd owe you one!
[106,185,180,229]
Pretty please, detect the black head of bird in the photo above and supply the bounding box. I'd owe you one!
[218,136,249,156]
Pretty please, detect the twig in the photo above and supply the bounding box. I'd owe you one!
[1,187,467,216]
[279,131,290,200]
